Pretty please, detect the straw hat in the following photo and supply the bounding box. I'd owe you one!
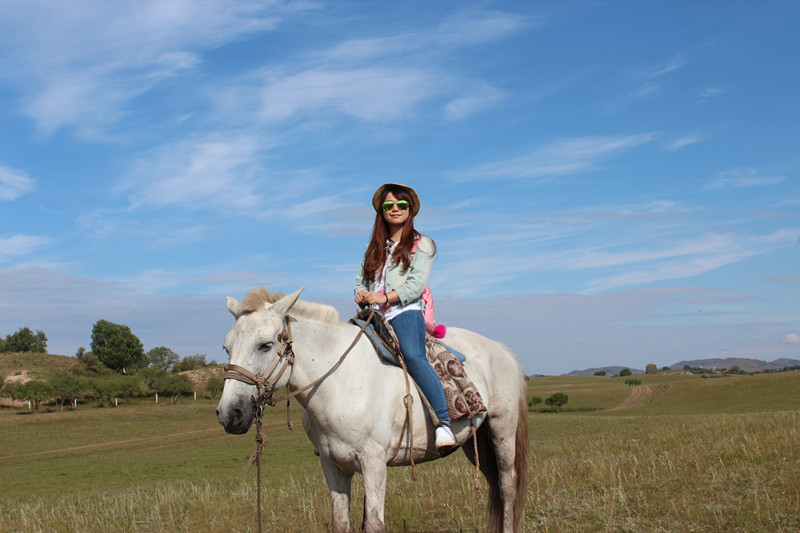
[371,183,421,215]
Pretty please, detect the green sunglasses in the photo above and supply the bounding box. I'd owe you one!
[382,200,410,212]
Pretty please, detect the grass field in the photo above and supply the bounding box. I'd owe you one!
[1,370,799,532]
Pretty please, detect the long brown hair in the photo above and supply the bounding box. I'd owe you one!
[362,186,432,281]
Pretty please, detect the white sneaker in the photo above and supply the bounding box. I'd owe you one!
[435,425,457,455]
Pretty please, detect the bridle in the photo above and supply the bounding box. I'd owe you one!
[223,316,297,410]
[223,308,375,414]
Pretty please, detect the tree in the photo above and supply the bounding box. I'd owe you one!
[18,380,54,413]
[0,381,22,403]
[727,365,742,375]
[90,319,146,374]
[139,367,168,396]
[593,370,606,376]
[112,375,141,403]
[619,368,632,377]
[625,378,642,386]
[89,378,116,407]
[48,373,86,410]
[545,392,569,410]
[205,375,224,398]
[645,363,658,375]
[163,374,193,404]
[3,327,47,353]
[147,346,180,372]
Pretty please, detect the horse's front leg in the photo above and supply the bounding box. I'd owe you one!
[320,457,353,533]
[360,456,388,533]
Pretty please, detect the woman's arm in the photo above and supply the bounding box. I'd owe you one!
[391,236,435,305]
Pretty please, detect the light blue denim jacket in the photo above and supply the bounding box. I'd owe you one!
[354,236,435,306]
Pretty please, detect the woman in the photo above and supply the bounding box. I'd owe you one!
[355,183,456,454]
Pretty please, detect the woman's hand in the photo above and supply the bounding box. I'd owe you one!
[355,290,371,305]
[355,290,387,305]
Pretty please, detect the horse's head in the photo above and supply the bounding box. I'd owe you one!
[216,287,304,434]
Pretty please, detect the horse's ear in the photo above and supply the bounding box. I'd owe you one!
[268,287,305,317]
[226,296,241,318]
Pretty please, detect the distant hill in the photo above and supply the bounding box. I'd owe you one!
[568,366,644,376]
[567,356,800,376]
[669,357,800,373]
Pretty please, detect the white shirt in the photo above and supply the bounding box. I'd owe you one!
[373,240,421,320]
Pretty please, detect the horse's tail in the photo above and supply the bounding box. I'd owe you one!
[512,375,529,531]
[485,371,529,533]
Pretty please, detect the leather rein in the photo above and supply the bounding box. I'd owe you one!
[223,308,375,413]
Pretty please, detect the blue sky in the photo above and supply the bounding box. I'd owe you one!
[1,1,798,375]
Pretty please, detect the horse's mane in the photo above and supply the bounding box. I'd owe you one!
[240,287,340,324]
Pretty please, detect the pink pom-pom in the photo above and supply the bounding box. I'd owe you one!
[432,323,446,338]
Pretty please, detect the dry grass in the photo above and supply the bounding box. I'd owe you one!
[1,371,799,532]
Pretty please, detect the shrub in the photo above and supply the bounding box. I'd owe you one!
[527,396,543,410]
[205,375,224,398]
[545,392,569,410]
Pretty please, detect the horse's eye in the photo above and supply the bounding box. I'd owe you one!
[258,342,273,352]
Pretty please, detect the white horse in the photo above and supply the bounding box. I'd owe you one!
[216,288,528,533]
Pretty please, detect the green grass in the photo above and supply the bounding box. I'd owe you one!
[1,370,799,531]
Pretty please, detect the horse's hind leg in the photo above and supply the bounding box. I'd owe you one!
[464,408,526,532]
[490,393,528,533]
[320,458,353,533]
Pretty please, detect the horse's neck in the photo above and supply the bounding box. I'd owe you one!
[287,318,376,406]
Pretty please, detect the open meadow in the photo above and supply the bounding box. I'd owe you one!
[1,370,798,532]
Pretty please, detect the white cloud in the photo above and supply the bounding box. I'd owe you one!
[784,333,800,344]
[450,134,655,181]
[584,229,799,292]
[444,84,503,120]
[0,235,51,261]
[123,134,265,209]
[704,168,785,190]
[324,8,528,63]
[699,87,724,98]
[0,1,301,138]
[0,165,35,201]
[644,54,686,78]
[258,67,440,123]
[665,134,706,152]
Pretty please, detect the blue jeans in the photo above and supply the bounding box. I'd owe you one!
[389,310,450,427]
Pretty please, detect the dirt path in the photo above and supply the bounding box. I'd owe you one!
[608,385,655,411]
[0,420,288,461]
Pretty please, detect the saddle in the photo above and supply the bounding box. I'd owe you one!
[350,309,486,422]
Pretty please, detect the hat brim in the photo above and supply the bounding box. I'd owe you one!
[372,183,421,215]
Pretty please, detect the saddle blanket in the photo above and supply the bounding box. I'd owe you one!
[350,313,487,421]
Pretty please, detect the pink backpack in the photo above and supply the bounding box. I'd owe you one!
[411,237,445,338]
